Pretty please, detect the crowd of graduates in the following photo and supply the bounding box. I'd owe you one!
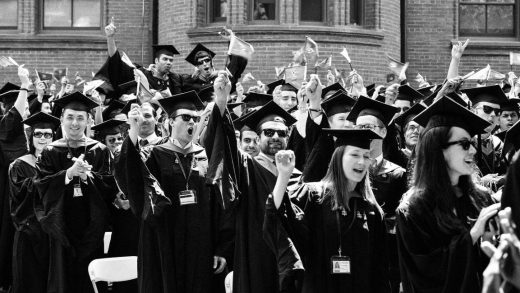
[1,21,520,293]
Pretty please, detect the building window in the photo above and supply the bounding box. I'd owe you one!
[43,0,102,29]
[210,0,227,22]
[0,0,17,28]
[301,0,325,22]
[459,0,515,36]
[350,0,364,25]
[251,0,277,21]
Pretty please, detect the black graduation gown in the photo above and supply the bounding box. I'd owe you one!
[301,114,335,182]
[396,191,493,293]
[204,106,303,293]
[8,156,49,293]
[287,125,307,172]
[114,138,233,293]
[264,183,391,293]
[34,138,117,293]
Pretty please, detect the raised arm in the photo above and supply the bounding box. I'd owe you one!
[447,39,469,80]
[105,18,118,57]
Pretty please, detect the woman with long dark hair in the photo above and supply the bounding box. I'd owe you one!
[396,96,500,293]
[265,128,390,292]
[8,112,60,293]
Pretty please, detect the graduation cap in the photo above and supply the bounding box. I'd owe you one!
[102,99,126,121]
[322,128,382,149]
[393,103,426,129]
[503,120,520,151]
[227,102,243,110]
[157,90,204,117]
[152,44,180,59]
[22,112,60,130]
[185,43,216,67]
[118,80,137,95]
[280,83,298,96]
[366,84,376,97]
[417,85,436,97]
[500,98,520,112]
[197,84,215,103]
[396,84,424,103]
[233,109,255,131]
[27,93,51,103]
[375,95,386,103]
[322,82,344,99]
[413,96,490,137]
[321,90,356,117]
[422,90,468,108]
[462,85,509,107]
[347,95,399,126]
[241,101,297,130]
[120,99,138,116]
[53,91,99,112]
[243,93,273,109]
[266,79,285,95]
[0,82,20,95]
[91,118,127,135]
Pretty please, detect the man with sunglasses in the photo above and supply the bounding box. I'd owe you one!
[114,90,233,293]
[207,72,302,293]
[464,85,509,181]
[183,44,218,93]
[347,95,406,293]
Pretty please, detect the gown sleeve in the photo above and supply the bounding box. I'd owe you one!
[0,106,24,142]
[8,161,36,232]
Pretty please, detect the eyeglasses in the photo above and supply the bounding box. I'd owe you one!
[444,139,473,151]
[33,132,53,139]
[477,105,500,116]
[196,58,212,65]
[173,114,201,123]
[262,129,288,138]
[398,106,411,112]
[356,124,383,130]
[406,125,420,133]
[107,137,124,144]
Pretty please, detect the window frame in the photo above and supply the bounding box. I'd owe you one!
[458,0,518,38]
[208,0,227,23]
[299,0,327,24]
[248,0,280,24]
[40,0,104,31]
[0,0,18,29]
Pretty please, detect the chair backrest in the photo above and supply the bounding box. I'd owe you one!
[103,232,112,254]
[224,271,233,293]
[88,256,138,283]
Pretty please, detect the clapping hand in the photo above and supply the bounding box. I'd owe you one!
[67,154,93,181]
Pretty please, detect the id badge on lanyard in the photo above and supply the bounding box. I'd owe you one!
[330,255,351,274]
[174,152,198,206]
[73,183,83,197]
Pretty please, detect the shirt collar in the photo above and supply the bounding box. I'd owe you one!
[171,138,192,150]
[139,133,158,143]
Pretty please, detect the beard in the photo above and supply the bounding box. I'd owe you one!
[260,139,286,156]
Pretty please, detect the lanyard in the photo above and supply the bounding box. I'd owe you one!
[174,152,194,190]
[335,200,357,256]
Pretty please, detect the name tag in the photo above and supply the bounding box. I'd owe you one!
[331,256,351,274]
[73,183,83,197]
[179,190,197,206]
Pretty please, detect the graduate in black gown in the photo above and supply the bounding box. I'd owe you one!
[207,73,303,293]
[34,92,118,293]
[264,129,390,293]
[9,112,60,293]
[396,96,500,293]
[114,91,232,293]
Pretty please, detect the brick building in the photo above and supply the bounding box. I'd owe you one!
[0,0,518,88]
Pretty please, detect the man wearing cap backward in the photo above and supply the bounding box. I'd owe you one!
[114,90,232,293]
[206,72,303,293]
[347,96,407,293]
[33,91,118,292]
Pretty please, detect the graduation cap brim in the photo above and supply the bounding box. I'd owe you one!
[413,96,490,137]
[322,83,344,99]
[185,43,216,67]
[323,128,382,149]
[0,82,20,95]
[280,83,298,93]
[243,93,273,108]
[366,84,376,97]
[102,99,126,120]
[22,112,60,129]
[393,102,426,128]
[321,90,356,116]
[91,118,127,132]
[396,84,424,102]
[347,95,399,126]
[153,44,180,58]
[266,79,285,95]
[462,85,509,107]
[117,80,137,95]
[227,102,243,110]
[242,101,297,130]
[54,91,99,112]
[233,109,256,130]
[417,85,436,97]
[0,90,22,103]
[500,99,520,112]
[157,90,204,117]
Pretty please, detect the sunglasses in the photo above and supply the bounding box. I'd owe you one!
[196,58,212,65]
[262,129,288,138]
[173,114,201,123]
[478,105,500,115]
[444,139,473,151]
[33,132,53,139]
[107,137,124,144]
[398,106,411,112]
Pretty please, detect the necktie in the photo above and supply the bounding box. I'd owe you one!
[139,139,149,147]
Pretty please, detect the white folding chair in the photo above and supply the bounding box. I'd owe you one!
[103,232,112,255]
[88,256,137,293]
[224,271,233,293]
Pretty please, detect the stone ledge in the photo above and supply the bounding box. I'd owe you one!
[451,38,520,56]
[0,34,107,51]
[187,25,385,47]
